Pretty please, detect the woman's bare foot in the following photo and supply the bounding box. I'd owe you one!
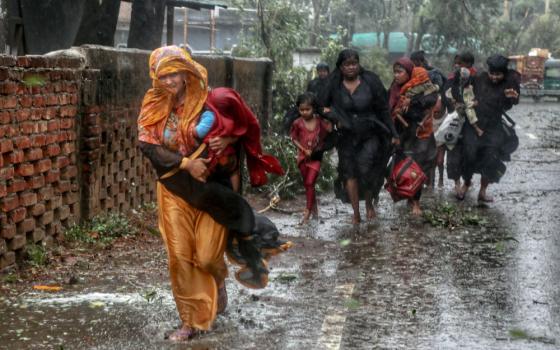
[478,192,494,203]
[411,200,422,216]
[168,326,198,342]
[456,183,470,200]
[438,178,444,188]
[352,214,361,225]
[217,284,228,314]
[366,206,376,221]
[299,209,311,225]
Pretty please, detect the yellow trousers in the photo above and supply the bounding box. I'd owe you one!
[157,183,228,330]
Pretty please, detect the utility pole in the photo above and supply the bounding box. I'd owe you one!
[545,0,550,14]
[183,7,188,47]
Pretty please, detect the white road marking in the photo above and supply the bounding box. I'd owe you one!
[525,132,538,140]
[317,283,355,350]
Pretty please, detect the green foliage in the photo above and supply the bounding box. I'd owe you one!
[26,243,48,267]
[250,134,336,199]
[359,46,392,87]
[271,67,310,128]
[319,26,347,69]
[64,213,138,245]
[423,202,488,229]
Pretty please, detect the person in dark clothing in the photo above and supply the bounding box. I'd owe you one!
[410,50,446,91]
[307,62,330,102]
[322,49,399,224]
[458,54,520,202]
[389,57,439,215]
[441,51,477,197]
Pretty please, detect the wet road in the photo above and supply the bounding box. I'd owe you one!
[1,101,559,349]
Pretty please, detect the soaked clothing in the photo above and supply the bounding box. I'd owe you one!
[462,70,520,183]
[290,117,330,211]
[323,70,397,201]
[390,60,438,196]
[307,77,329,106]
[137,46,290,331]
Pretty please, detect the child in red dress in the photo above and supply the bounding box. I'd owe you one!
[290,93,332,224]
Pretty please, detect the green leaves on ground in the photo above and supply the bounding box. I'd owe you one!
[64,213,138,245]
[423,202,488,229]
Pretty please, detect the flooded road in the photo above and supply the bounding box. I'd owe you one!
[1,101,559,349]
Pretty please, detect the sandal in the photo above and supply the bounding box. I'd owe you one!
[167,327,198,342]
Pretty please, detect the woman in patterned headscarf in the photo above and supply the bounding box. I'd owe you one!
[138,46,289,341]
[389,57,439,215]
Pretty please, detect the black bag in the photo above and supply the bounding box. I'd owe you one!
[500,112,519,160]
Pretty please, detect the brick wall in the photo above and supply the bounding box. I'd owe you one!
[0,46,273,270]
[0,55,82,269]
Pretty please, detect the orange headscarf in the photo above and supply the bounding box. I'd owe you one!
[138,46,208,146]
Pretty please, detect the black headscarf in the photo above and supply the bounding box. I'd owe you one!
[486,54,509,74]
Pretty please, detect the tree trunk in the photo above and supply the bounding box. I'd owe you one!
[74,0,121,46]
[128,0,166,50]
[502,0,511,21]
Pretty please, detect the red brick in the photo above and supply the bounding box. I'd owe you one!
[16,56,31,67]
[1,194,19,212]
[1,224,16,239]
[28,228,46,243]
[70,94,78,104]
[44,170,60,183]
[32,95,45,107]
[13,136,31,149]
[0,166,14,181]
[63,191,79,205]
[84,137,101,150]
[56,180,71,193]
[0,67,9,80]
[27,175,45,190]
[0,96,18,108]
[61,165,77,180]
[9,207,26,223]
[25,148,43,161]
[52,82,62,93]
[20,122,35,134]
[60,118,74,129]
[47,196,61,209]
[7,178,26,193]
[0,111,11,124]
[40,211,54,225]
[19,95,33,108]
[38,187,54,201]
[0,125,17,138]
[16,163,34,177]
[30,108,44,121]
[0,139,13,153]
[0,182,6,197]
[46,94,58,106]
[30,134,46,147]
[0,56,16,67]
[56,205,70,220]
[46,145,61,159]
[15,108,31,122]
[38,121,48,133]
[60,106,78,117]
[30,203,46,216]
[47,119,60,132]
[66,130,77,141]
[7,150,25,164]
[17,218,35,233]
[0,251,16,269]
[0,81,18,95]
[19,192,37,206]
[34,159,52,173]
[61,143,75,155]
[56,156,69,168]
[8,234,26,250]
[57,132,68,142]
[45,135,59,146]
[44,107,58,120]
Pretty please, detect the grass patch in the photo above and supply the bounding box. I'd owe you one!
[64,213,138,245]
[423,202,488,229]
[26,243,48,267]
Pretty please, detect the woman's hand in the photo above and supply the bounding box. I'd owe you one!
[181,158,211,182]
[304,149,312,158]
[504,88,519,99]
[209,136,237,154]
[391,137,400,146]
[400,96,411,113]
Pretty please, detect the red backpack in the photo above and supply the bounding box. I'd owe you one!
[385,154,427,202]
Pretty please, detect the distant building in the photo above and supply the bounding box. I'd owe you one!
[115,3,256,53]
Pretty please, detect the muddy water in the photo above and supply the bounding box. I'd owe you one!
[1,101,559,349]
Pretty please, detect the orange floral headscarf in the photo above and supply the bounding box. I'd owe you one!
[138,46,208,145]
